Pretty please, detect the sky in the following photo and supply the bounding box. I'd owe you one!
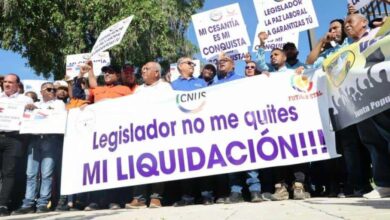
[0,0,349,80]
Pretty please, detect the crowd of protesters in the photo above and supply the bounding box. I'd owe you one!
[0,2,389,217]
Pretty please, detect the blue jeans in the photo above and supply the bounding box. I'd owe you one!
[22,135,60,208]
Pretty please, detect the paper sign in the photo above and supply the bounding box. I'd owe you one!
[347,0,371,11]
[252,24,299,52]
[253,0,318,39]
[66,52,110,78]
[0,101,25,131]
[192,3,251,59]
[90,15,134,58]
[20,109,67,134]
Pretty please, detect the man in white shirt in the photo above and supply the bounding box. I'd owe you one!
[12,82,65,215]
[0,74,33,216]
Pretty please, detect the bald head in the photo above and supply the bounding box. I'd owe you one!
[345,14,368,42]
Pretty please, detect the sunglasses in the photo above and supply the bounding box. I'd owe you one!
[43,88,57,93]
[182,61,196,67]
[245,66,256,69]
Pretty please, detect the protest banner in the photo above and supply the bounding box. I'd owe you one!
[169,60,201,82]
[61,70,337,195]
[66,52,110,78]
[20,109,67,134]
[322,29,390,131]
[253,0,318,39]
[0,100,26,131]
[252,24,299,52]
[90,15,134,58]
[347,0,371,11]
[191,3,250,60]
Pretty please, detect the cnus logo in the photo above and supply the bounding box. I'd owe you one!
[176,91,207,113]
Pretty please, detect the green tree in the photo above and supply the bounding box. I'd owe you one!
[0,0,203,79]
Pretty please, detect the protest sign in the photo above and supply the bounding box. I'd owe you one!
[322,29,390,130]
[347,0,371,11]
[66,52,110,78]
[253,0,318,39]
[0,100,26,131]
[61,70,337,195]
[90,15,134,58]
[20,109,67,134]
[192,3,250,60]
[252,24,299,52]
[169,60,201,82]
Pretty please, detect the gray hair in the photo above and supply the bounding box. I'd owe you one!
[177,57,192,74]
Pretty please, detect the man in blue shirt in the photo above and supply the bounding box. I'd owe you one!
[254,32,304,73]
[212,53,244,85]
[171,57,207,91]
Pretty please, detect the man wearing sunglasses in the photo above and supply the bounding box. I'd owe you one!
[171,57,207,91]
[77,62,131,104]
[12,82,65,215]
[213,53,244,85]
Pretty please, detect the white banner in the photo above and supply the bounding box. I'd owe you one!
[20,109,67,134]
[66,52,110,78]
[90,15,134,58]
[192,3,251,60]
[253,0,318,39]
[61,69,337,195]
[0,100,26,131]
[347,0,371,10]
[252,24,299,52]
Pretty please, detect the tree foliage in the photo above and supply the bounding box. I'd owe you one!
[0,0,204,79]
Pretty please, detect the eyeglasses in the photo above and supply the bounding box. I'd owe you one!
[245,66,256,69]
[43,88,57,93]
[218,59,232,64]
[182,61,196,67]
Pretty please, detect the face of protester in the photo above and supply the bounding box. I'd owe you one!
[329,21,344,43]
[283,46,298,61]
[344,14,368,41]
[56,87,69,100]
[218,58,234,75]
[121,66,136,86]
[3,75,19,96]
[178,58,196,78]
[41,83,57,102]
[141,62,159,86]
[245,62,256,77]
[25,92,38,102]
[201,67,215,82]
[270,50,287,69]
[103,69,120,85]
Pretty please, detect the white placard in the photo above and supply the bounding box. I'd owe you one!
[347,0,372,11]
[192,3,251,59]
[0,101,26,131]
[61,70,337,195]
[169,60,201,82]
[252,24,299,52]
[253,0,319,39]
[66,52,110,78]
[20,109,67,134]
[90,15,134,58]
